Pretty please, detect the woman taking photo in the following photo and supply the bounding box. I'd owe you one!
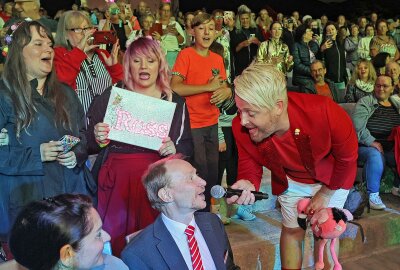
[352,75,400,210]
[318,22,348,91]
[9,194,128,270]
[230,4,264,77]
[344,59,377,102]
[256,21,293,76]
[0,20,91,254]
[54,10,123,115]
[87,37,193,257]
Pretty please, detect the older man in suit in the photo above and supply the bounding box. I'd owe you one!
[121,157,239,270]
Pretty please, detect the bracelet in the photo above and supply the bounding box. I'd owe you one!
[96,138,110,148]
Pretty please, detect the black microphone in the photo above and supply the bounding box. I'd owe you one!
[210,185,268,201]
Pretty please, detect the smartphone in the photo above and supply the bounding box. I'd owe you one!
[149,23,163,35]
[249,33,255,39]
[92,31,117,45]
[59,135,80,154]
[326,35,333,42]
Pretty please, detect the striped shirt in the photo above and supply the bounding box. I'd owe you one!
[75,54,112,115]
[366,103,400,150]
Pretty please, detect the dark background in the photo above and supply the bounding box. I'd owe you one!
[10,0,400,22]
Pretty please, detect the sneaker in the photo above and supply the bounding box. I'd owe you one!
[369,192,386,210]
[231,205,256,221]
[392,187,400,197]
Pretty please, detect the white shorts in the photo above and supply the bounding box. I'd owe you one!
[277,179,349,228]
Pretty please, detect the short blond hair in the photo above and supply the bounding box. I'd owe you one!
[234,63,288,110]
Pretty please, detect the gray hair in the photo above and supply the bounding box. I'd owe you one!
[142,155,184,211]
[235,4,256,30]
[234,63,288,110]
[55,10,93,49]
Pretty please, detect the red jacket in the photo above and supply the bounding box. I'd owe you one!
[54,47,123,91]
[233,92,358,195]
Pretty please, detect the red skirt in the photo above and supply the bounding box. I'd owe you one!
[97,152,160,257]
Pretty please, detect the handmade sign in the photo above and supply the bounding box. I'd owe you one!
[103,87,177,151]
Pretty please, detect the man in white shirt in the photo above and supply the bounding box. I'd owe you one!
[121,156,239,270]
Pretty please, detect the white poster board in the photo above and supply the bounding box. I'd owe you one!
[103,87,177,151]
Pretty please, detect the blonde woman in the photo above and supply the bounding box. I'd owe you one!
[344,59,377,102]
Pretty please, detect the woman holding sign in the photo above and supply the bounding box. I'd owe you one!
[86,37,193,257]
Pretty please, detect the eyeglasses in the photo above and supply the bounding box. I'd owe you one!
[214,16,223,19]
[375,84,392,89]
[68,27,92,33]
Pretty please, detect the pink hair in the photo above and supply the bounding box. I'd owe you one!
[123,38,172,100]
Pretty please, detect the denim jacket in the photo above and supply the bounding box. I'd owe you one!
[352,94,400,146]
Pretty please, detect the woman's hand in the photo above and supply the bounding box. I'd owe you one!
[57,151,77,169]
[219,141,227,152]
[371,141,383,153]
[40,141,63,162]
[94,123,110,144]
[152,31,161,41]
[0,128,9,146]
[287,55,294,63]
[100,39,120,66]
[159,137,176,156]
[320,39,333,52]
[77,28,98,53]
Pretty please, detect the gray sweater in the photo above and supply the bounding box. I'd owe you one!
[352,94,400,146]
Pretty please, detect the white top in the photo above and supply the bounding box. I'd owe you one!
[161,213,217,270]
[157,20,186,52]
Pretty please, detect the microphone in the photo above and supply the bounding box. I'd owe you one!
[210,185,268,201]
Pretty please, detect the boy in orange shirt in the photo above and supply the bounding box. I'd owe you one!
[171,13,232,210]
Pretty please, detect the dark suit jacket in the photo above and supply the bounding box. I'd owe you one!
[121,212,239,270]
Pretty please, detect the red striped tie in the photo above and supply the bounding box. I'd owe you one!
[184,225,204,270]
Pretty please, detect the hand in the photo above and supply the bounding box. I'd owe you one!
[0,128,9,146]
[321,39,333,52]
[208,75,224,92]
[210,86,231,105]
[152,31,161,41]
[312,34,320,42]
[159,137,176,156]
[57,151,77,169]
[226,180,256,205]
[287,55,294,63]
[77,28,98,53]
[167,25,178,36]
[371,141,383,153]
[249,37,260,45]
[240,39,251,48]
[219,141,227,152]
[40,141,63,162]
[100,39,120,66]
[306,186,334,214]
[94,123,110,144]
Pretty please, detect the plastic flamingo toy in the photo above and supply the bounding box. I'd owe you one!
[297,198,353,270]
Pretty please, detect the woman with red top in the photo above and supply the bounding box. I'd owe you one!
[256,9,271,40]
[87,38,193,257]
[54,11,123,115]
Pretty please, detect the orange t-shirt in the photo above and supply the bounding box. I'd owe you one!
[172,47,227,128]
[315,83,333,100]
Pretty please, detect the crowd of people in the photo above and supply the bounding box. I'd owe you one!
[0,0,400,269]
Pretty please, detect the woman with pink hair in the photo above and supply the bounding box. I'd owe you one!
[86,37,193,256]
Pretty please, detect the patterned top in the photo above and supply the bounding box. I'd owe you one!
[256,39,293,74]
[370,35,398,58]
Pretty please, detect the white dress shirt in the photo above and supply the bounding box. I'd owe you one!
[161,213,217,270]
